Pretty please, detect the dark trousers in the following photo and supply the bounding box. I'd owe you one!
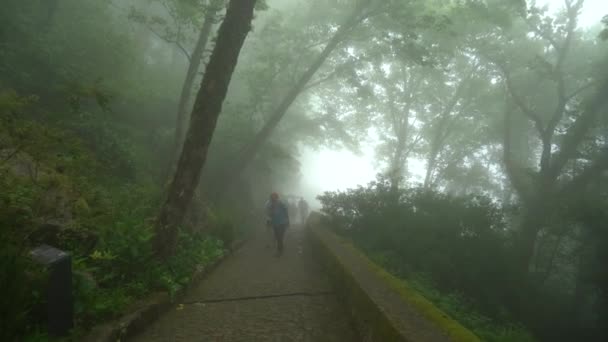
[272,224,287,252]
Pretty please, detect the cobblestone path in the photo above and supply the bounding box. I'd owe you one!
[130,226,359,342]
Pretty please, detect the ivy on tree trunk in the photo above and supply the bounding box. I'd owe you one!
[172,0,225,162]
[154,0,257,259]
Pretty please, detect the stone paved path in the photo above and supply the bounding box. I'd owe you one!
[130,226,359,342]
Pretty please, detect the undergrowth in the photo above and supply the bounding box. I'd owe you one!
[370,250,536,342]
[319,178,538,342]
[1,91,234,341]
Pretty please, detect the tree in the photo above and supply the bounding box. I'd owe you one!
[173,0,226,161]
[154,0,257,259]
[128,0,226,162]
[213,0,383,195]
[482,1,608,277]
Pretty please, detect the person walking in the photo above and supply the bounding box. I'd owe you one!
[298,197,309,224]
[265,192,290,256]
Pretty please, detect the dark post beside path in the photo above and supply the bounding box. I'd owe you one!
[30,244,74,336]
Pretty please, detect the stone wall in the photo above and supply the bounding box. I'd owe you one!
[307,212,480,342]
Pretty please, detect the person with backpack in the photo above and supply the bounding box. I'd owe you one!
[265,192,290,256]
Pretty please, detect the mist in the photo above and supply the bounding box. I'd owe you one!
[2,0,608,341]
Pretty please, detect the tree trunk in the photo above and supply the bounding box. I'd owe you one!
[423,152,437,189]
[41,0,59,28]
[386,76,411,189]
[173,0,223,160]
[212,3,369,197]
[422,70,474,189]
[389,137,406,189]
[515,206,544,276]
[154,0,257,259]
[423,114,449,189]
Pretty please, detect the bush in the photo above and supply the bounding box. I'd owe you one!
[318,176,531,338]
[405,273,535,342]
[0,231,48,341]
[1,103,230,338]
[207,207,236,249]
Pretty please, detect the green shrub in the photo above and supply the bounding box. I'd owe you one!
[0,239,47,341]
[1,106,228,337]
[406,274,535,342]
[318,176,534,340]
[207,207,236,248]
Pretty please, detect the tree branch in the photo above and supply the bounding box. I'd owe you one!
[499,64,545,137]
[550,79,608,178]
[503,101,533,200]
[565,79,597,102]
[0,146,22,167]
[175,40,192,61]
[429,65,478,153]
[403,132,423,156]
[560,147,608,197]
[303,70,338,91]
[147,25,192,62]
[545,0,581,139]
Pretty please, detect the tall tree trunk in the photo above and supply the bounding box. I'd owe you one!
[423,152,437,189]
[173,0,223,160]
[515,201,546,276]
[422,69,474,189]
[213,2,371,196]
[154,0,257,259]
[386,75,411,189]
[423,113,450,189]
[40,0,59,28]
[389,136,406,189]
[514,133,557,276]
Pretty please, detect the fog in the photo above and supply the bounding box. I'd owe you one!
[2,0,608,341]
[298,0,608,202]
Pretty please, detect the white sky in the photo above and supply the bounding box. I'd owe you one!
[296,0,608,200]
[541,0,607,27]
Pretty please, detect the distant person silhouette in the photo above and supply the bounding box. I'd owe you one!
[287,197,298,223]
[298,197,309,224]
[265,192,290,256]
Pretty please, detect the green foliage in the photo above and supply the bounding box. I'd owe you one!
[1,92,230,338]
[206,207,236,248]
[405,274,535,342]
[72,232,225,324]
[1,0,603,341]
[0,241,47,342]
[161,233,225,297]
[318,176,534,339]
[601,15,608,40]
[0,0,244,339]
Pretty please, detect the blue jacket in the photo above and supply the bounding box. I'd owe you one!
[266,200,290,226]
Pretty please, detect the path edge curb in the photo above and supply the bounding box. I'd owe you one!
[306,212,480,342]
[83,236,251,342]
